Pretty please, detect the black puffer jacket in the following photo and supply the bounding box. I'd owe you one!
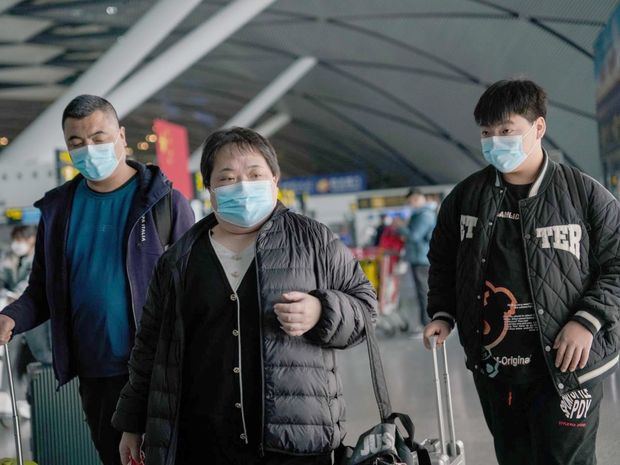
[112,203,377,465]
[428,155,620,395]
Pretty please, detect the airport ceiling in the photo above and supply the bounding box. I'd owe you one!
[0,0,617,187]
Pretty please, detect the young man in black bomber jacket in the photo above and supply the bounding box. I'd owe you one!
[423,79,620,465]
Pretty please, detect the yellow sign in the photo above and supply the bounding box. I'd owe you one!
[278,189,296,207]
[5,208,23,221]
[56,150,79,183]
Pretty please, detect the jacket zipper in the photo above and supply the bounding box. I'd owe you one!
[234,292,250,444]
[518,199,559,392]
[167,268,185,465]
[254,244,266,457]
[56,200,73,389]
[125,190,170,329]
[125,220,139,328]
[477,188,506,362]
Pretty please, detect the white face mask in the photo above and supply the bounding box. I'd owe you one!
[11,241,31,257]
[480,123,537,173]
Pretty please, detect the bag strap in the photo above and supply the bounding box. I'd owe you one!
[152,189,173,249]
[561,164,590,232]
[386,412,432,465]
[360,306,392,422]
[358,310,432,465]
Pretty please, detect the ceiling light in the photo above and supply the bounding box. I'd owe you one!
[106,6,118,15]
[126,147,134,156]
[146,134,157,143]
[137,142,149,151]
[0,137,9,146]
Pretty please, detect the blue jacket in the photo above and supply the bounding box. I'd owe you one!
[403,204,437,265]
[1,161,195,386]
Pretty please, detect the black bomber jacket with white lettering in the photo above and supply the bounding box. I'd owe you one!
[428,153,620,395]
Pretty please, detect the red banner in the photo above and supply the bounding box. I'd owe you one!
[153,119,192,199]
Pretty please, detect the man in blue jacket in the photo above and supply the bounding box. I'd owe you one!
[402,189,437,330]
[0,95,194,465]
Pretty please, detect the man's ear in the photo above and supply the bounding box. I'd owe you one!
[536,117,546,140]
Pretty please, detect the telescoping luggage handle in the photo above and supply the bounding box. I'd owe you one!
[430,336,458,458]
[3,344,24,465]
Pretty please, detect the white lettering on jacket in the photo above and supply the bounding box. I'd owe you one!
[535,224,582,259]
[460,215,478,241]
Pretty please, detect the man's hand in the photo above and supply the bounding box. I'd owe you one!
[423,319,452,350]
[274,292,322,337]
[554,321,594,373]
[119,432,143,465]
[0,315,16,345]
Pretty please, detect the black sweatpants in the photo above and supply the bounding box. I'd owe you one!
[79,374,128,465]
[473,374,602,465]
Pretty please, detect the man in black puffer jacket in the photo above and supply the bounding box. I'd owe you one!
[423,80,619,465]
[112,127,377,465]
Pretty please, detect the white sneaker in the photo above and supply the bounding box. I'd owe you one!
[16,400,30,420]
[0,391,11,416]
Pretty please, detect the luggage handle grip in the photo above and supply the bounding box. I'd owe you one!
[3,343,24,465]
[429,336,458,458]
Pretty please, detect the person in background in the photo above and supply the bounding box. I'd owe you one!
[114,127,376,465]
[373,214,389,246]
[0,225,49,420]
[1,226,37,297]
[1,225,52,365]
[337,223,354,247]
[424,79,620,465]
[0,95,195,465]
[401,189,437,330]
[377,215,405,253]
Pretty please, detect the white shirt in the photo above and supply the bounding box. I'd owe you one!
[209,233,255,292]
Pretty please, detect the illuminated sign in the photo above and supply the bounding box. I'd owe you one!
[280,172,367,195]
[56,150,79,184]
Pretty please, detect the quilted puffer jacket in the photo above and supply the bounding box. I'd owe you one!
[112,202,377,465]
[428,154,620,395]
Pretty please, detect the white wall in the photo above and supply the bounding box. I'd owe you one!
[0,162,57,209]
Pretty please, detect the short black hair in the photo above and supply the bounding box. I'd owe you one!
[474,79,547,127]
[11,225,37,240]
[62,94,119,129]
[200,127,280,187]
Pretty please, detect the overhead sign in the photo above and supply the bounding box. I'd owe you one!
[4,207,41,225]
[56,150,79,184]
[357,194,407,210]
[279,172,367,195]
[153,119,193,199]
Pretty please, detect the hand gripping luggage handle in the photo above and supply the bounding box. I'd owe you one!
[3,344,24,465]
[430,336,458,458]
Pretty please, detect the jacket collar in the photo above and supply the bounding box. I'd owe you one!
[493,150,556,198]
[167,201,289,269]
[34,160,170,217]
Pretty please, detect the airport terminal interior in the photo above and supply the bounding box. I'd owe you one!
[0,1,619,464]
